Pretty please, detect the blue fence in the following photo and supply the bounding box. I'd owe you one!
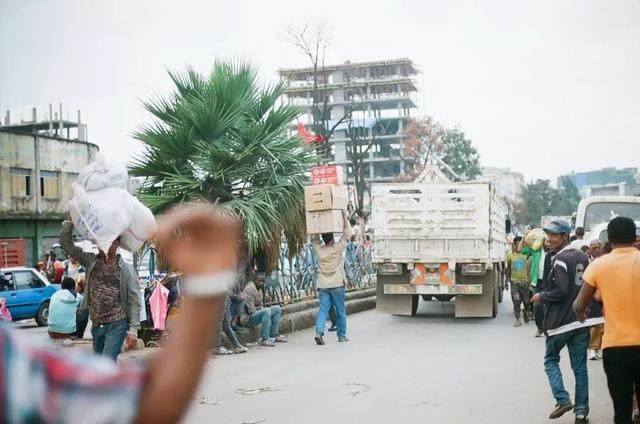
[264,242,376,305]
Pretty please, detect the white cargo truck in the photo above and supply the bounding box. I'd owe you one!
[370,182,509,318]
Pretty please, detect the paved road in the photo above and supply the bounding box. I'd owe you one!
[185,298,613,424]
[11,298,613,423]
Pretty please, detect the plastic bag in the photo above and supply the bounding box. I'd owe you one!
[77,153,128,191]
[524,228,546,251]
[69,185,133,253]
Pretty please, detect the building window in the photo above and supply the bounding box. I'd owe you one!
[10,168,31,197]
[67,172,79,181]
[40,170,60,199]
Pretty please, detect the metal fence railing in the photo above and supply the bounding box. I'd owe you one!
[134,243,376,306]
[264,242,376,305]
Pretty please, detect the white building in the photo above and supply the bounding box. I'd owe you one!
[477,167,525,202]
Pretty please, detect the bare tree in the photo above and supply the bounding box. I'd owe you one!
[283,19,371,219]
[344,114,375,217]
[396,117,445,181]
[282,19,350,157]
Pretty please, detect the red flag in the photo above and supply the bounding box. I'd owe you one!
[297,122,316,144]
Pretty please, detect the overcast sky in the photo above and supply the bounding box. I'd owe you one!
[1,0,639,183]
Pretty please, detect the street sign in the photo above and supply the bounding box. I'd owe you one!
[311,165,343,185]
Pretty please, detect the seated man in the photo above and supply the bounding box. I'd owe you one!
[228,273,247,334]
[47,277,81,346]
[239,272,286,347]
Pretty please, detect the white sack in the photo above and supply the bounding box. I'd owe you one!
[69,184,133,253]
[119,195,157,252]
[77,153,128,191]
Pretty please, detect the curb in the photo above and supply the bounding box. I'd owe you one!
[281,287,375,315]
[116,287,377,358]
[231,289,376,346]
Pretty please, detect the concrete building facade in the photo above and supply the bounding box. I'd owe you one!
[0,106,98,266]
[279,58,418,182]
[560,167,639,198]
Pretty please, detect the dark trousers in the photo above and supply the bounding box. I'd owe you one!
[76,309,89,339]
[603,346,640,424]
[510,281,531,317]
[533,284,546,331]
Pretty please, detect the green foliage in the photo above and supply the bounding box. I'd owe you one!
[553,176,582,215]
[129,61,317,263]
[440,128,481,181]
[517,177,581,227]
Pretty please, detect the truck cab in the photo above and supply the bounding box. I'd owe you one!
[574,196,640,239]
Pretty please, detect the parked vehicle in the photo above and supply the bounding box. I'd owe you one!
[370,181,508,318]
[586,220,640,245]
[574,196,640,239]
[0,267,59,326]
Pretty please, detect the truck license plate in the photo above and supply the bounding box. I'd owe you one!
[425,271,440,284]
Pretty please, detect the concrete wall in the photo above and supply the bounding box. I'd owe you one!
[0,219,62,266]
[0,130,98,217]
[0,129,99,264]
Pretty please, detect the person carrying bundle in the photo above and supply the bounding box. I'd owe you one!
[61,155,156,361]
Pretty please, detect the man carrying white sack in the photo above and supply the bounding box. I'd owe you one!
[60,221,141,361]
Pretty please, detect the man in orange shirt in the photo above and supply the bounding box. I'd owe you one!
[574,216,640,424]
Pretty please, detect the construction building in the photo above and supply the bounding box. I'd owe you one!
[279,58,418,182]
[0,104,98,267]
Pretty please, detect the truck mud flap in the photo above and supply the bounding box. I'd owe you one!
[376,274,416,316]
[454,270,496,318]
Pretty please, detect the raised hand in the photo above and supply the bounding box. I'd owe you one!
[154,203,241,277]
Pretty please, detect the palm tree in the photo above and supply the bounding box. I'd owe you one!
[129,61,317,271]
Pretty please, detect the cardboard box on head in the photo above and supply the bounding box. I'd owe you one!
[304,184,348,212]
[306,210,344,234]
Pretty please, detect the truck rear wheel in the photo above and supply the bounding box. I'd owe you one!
[421,295,433,301]
[492,264,500,317]
[492,281,498,317]
[411,295,419,316]
[498,269,504,303]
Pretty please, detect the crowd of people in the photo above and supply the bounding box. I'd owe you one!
[40,211,363,360]
[507,218,640,424]
[0,203,366,422]
[2,203,639,423]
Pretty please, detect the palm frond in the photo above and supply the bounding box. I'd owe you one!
[131,60,317,269]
